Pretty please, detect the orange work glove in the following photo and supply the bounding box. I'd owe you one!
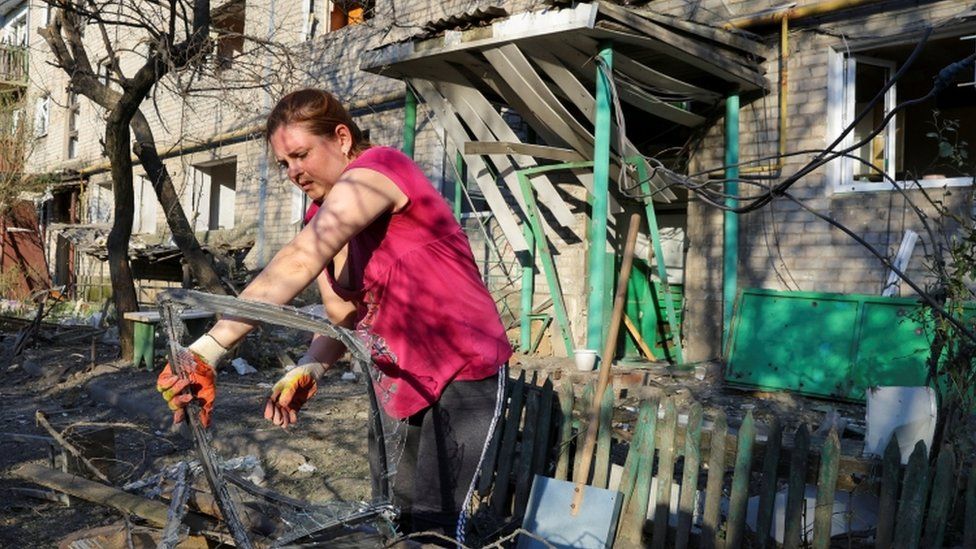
[156,334,226,428]
[264,358,325,428]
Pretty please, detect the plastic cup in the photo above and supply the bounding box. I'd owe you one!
[574,349,598,372]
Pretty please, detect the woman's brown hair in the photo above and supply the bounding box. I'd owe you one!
[265,89,371,157]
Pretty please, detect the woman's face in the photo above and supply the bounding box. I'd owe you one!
[270,123,352,202]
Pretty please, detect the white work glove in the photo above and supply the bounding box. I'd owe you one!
[264,354,328,428]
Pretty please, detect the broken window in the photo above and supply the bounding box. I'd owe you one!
[829,35,976,191]
[302,0,321,40]
[189,158,237,231]
[33,94,48,137]
[87,181,112,224]
[211,0,245,71]
[65,90,79,159]
[329,0,372,31]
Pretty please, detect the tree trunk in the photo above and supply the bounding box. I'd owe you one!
[105,114,139,359]
[130,111,228,295]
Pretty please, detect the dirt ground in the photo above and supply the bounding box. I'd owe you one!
[0,329,376,548]
[0,317,877,548]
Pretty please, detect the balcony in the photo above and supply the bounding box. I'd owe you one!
[0,44,27,89]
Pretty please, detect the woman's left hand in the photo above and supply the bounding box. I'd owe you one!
[265,363,323,427]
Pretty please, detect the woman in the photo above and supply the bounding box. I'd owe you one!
[156,89,512,537]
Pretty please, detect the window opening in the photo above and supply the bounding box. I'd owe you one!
[190,158,237,231]
[830,35,976,191]
[330,0,372,31]
[33,94,49,137]
[211,0,245,71]
[66,90,79,159]
[133,175,157,235]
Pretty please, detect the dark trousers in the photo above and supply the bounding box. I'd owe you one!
[368,374,501,536]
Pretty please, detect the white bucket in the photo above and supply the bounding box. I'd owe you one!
[865,386,938,465]
[574,349,598,372]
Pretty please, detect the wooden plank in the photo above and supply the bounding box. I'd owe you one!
[478,374,513,495]
[965,459,976,548]
[726,410,756,549]
[618,398,659,547]
[756,416,783,549]
[617,398,654,515]
[532,378,555,476]
[921,447,956,548]
[465,141,584,163]
[650,398,678,549]
[435,74,577,228]
[596,3,767,90]
[554,379,574,481]
[623,314,655,359]
[514,381,540,518]
[409,78,529,252]
[892,441,931,549]
[701,410,727,549]
[492,370,527,515]
[674,403,703,549]
[574,380,596,481]
[13,463,210,531]
[812,430,840,549]
[783,425,810,549]
[875,434,901,549]
[593,385,614,489]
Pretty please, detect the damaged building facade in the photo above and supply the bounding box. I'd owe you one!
[11,0,976,367]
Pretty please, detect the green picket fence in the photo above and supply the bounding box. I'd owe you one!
[472,371,976,548]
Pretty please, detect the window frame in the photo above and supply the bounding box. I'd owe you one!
[33,94,49,137]
[65,89,79,159]
[827,46,974,193]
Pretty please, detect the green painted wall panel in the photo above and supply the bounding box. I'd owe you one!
[726,289,935,401]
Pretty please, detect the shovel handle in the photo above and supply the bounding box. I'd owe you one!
[572,212,642,513]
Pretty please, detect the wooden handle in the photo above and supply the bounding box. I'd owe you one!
[572,212,642,513]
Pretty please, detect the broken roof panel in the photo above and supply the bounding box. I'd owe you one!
[362,1,766,251]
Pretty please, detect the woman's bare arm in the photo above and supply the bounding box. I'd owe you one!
[207,167,407,348]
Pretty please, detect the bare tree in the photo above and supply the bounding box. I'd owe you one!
[35,0,305,356]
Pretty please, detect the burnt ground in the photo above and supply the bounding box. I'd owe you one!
[0,333,375,548]
[0,325,876,548]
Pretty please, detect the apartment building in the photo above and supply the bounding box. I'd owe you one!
[12,0,976,362]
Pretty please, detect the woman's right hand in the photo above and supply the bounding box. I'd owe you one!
[156,354,217,427]
[156,334,227,428]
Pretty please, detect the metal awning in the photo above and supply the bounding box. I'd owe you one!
[361,2,767,252]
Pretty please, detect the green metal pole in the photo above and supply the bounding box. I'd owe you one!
[634,159,684,365]
[520,224,535,353]
[587,41,613,353]
[402,86,416,158]
[723,94,740,347]
[454,152,465,221]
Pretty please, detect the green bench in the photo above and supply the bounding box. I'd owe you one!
[122,310,214,370]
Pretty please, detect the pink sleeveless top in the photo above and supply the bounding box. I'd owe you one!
[305,147,511,419]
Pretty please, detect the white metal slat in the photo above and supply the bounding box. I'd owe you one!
[434,78,577,229]
[526,47,676,202]
[482,44,595,154]
[409,78,529,252]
